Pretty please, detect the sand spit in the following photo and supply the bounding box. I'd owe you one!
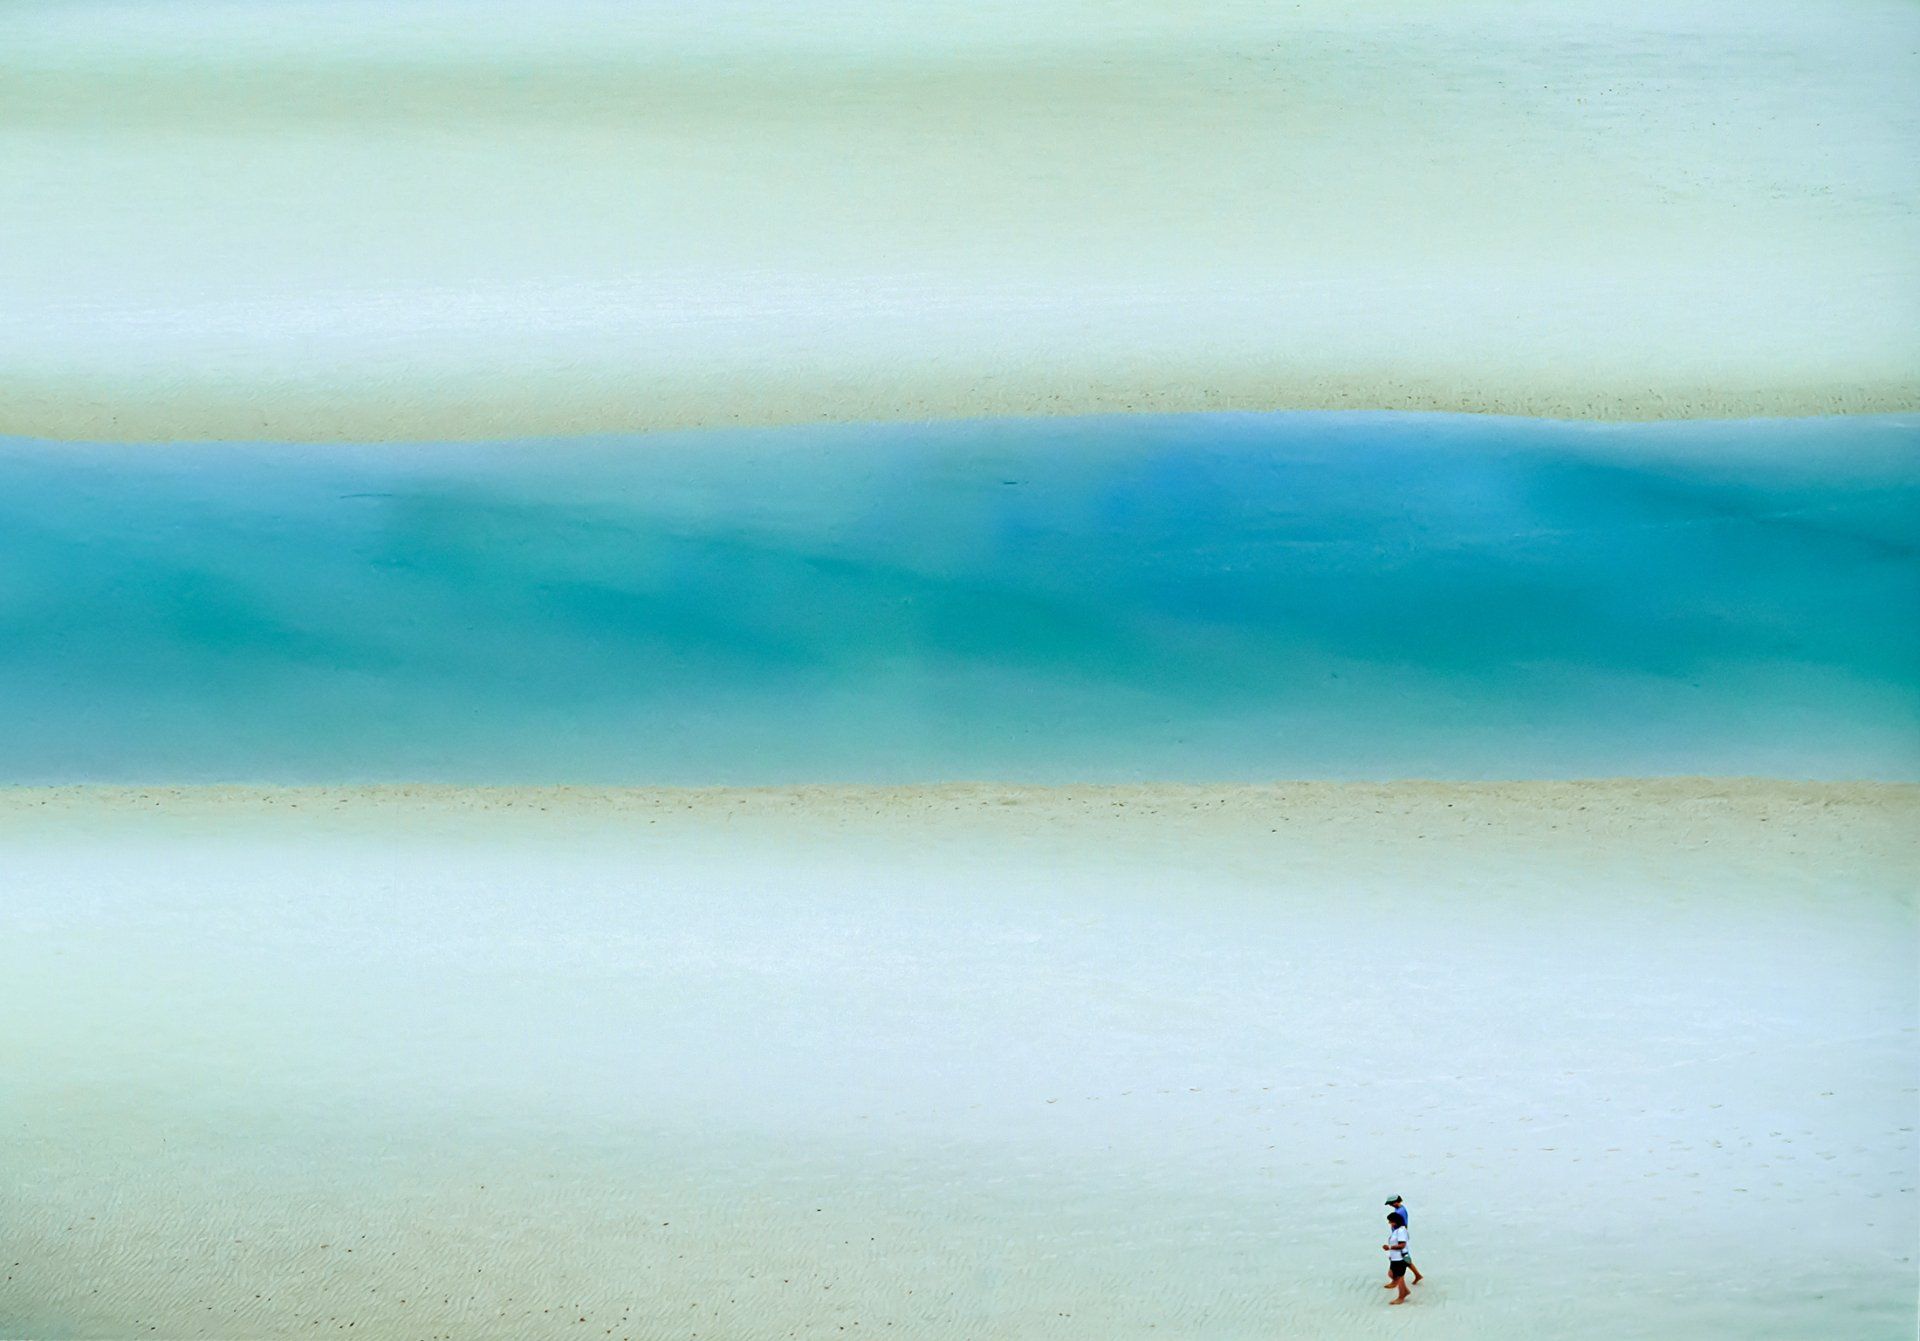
[3,0,1917,439]
[3,781,1915,1338]
[5,776,1916,831]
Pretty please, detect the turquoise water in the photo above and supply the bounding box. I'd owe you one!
[1,412,1914,781]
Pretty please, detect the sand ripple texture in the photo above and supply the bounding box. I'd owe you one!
[2,782,1916,1338]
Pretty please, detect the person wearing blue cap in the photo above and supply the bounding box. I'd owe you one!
[1382,1197,1422,1287]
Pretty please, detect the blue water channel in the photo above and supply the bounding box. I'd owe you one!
[1,412,1914,781]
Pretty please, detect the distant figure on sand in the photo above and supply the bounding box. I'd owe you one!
[1383,1196,1422,1287]
[1383,1210,1411,1304]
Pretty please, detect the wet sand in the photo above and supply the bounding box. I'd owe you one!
[4,782,1915,1338]
[2,0,1916,439]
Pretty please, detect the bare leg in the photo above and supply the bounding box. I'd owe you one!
[1391,1274,1411,1304]
[1408,1258,1424,1285]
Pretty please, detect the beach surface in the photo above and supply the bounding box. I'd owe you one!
[3,0,1917,439]
[4,781,1915,1339]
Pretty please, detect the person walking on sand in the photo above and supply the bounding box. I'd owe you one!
[1382,1196,1422,1285]
[1382,1210,1412,1305]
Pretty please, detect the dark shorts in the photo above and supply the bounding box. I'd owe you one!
[1390,1260,1408,1280]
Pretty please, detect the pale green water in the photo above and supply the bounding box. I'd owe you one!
[3,0,1915,437]
[1,412,1915,781]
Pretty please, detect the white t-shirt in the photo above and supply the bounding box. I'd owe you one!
[1388,1226,1409,1261]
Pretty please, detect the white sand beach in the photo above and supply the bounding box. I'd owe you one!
[2,0,1916,440]
[3,781,1914,1338]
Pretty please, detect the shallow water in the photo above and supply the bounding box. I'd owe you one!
[5,1,1916,435]
[1,412,1914,781]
